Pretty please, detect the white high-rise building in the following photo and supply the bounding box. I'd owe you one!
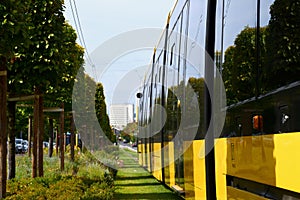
[109,104,134,130]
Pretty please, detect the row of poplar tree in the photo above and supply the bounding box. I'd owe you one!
[0,0,115,198]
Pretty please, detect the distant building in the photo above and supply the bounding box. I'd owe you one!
[109,104,134,130]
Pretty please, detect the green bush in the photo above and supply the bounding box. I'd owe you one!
[6,150,115,199]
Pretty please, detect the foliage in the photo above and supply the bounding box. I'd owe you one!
[222,0,300,104]
[8,0,65,94]
[95,83,116,143]
[264,0,300,90]
[222,26,267,104]
[4,0,84,142]
[121,122,137,142]
[6,149,115,200]
[6,174,114,200]
[7,1,85,111]
[187,77,205,138]
[82,145,119,179]
[0,0,31,58]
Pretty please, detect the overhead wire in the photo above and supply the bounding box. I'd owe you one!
[69,0,98,81]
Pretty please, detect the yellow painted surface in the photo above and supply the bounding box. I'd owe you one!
[184,141,195,199]
[152,143,162,181]
[227,132,300,193]
[147,144,151,172]
[215,138,227,200]
[193,140,206,200]
[169,142,175,187]
[138,143,143,166]
[227,186,269,200]
[273,132,300,192]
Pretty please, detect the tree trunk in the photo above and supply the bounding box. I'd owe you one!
[32,91,39,178]
[0,56,7,198]
[48,118,54,158]
[38,95,43,177]
[60,103,64,171]
[55,126,58,156]
[8,101,16,180]
[28,116,32,157]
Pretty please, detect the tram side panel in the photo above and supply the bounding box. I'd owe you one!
[223,83,300,199]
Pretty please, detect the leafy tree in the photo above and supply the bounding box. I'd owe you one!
[222,26,266,104]
[0,0,31,197]
[187,77,205,138]
[95,83,116,143]
[122,122,138,142]
[7,0,84,179]
[222,46,237,104]
[8,0,66,95]
[264,0,300,90]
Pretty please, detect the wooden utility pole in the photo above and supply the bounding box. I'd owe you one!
[0,57,7,198]
[60,103,64,171]
[70,112,75,162]
[28,116,33,156]
[55,127,59,156]
[48,118,54,157]
[32,92,39,178]
[8,101,16,180]
[38,95,44,177]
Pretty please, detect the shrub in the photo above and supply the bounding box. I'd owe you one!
[6,150,115,199]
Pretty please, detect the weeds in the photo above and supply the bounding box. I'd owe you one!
[6,146,117,199]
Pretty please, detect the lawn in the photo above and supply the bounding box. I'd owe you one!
[113,149,183,200]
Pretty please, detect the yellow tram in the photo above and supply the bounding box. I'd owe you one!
[137,0,300,199]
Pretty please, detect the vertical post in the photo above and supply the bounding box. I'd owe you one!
[160,15,170,184]
[55,127,59,156]
[28,116,33,157]
[205,0,217,199]
[0,57,7,198]
[64,133,66,152]
[38,95,44,177]
[70,112,75,162]
[60,103,64,171]
[48,118,54,157]
[32,91,39,178]
[8,101,16,180]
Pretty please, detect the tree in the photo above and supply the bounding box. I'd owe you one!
[0,1,31,197]
[7,0,84,178]
[264,0,300,90]
[222,46,238,105]
[222,26,267,104]
[95,83,116,143]
[122,122,138,142]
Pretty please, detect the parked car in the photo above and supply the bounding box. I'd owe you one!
[43,141,49,148]
[22,140,28,153]
[15,139,24,154]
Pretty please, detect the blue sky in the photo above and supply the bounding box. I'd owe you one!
[64,0,175,53]
[64,0,274,110]
[64,0,176,108]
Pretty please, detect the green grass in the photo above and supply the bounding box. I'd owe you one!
[113,150,183,200]
[6,148,115,199]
